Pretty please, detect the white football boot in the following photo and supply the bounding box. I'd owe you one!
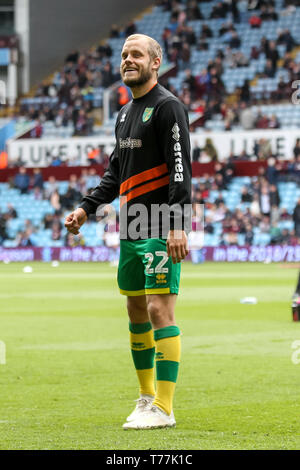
[123,405,176,429]
[126,395,154,422]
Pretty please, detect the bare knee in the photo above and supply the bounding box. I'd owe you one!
[127,296,149,324]
[147,296,175,329]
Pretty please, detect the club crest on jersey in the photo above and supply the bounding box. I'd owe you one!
[142,107,154,122]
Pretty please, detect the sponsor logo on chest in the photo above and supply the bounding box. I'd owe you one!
[119,137,142,149]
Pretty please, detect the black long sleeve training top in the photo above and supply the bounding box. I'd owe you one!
[79,83,192,239]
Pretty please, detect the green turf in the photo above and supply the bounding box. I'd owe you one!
[0,261,299,450]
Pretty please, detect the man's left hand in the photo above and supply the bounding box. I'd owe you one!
[167,230,189,264]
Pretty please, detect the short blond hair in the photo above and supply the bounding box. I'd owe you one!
[125,34,163,65]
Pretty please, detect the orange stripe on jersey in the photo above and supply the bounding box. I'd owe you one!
[120,174,170,208]
[120,163,168,195]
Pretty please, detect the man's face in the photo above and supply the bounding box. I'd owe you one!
[120,39,156,87]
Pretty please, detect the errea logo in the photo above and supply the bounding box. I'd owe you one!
[155,351,164,360]
[156,274,166,280]
[156,273,167,284]
[172,123,180,141]
[120,113,126,123]
[172,122,183,182]
[131,342,145,350]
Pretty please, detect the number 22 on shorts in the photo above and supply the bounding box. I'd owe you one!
[145,251,169,274]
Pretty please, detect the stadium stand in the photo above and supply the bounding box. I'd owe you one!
[0,162,300,248]
[13,0,300,138]
[1,0,300,252]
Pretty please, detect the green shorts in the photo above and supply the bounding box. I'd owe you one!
[118,238,181,296]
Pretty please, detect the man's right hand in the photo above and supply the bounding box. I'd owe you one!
[64,208,88,235]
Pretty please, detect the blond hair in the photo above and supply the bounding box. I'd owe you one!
[125,34,163,66]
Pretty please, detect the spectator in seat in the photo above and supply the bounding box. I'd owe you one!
[204,216,215,234]
[86,167,101,190]
[225,219,239,245]
[240,80,250,102]
[210,2,227,19]
[266,41,279,71]
[110,24,120,38]
[244,223,254,245]
[280,228,292,244]
[65,232,85,247]
[250,194,261,217]
[277,29,296,52]
[241,186,253,203]
[259,186,271,216]
[280,207,291,221]
[275,76,287,100]
[124,22,136,37]
[181,25,196,46]
[182,69,197,98]
[51,155,62,167]
[270,223,282,244]
[179,42,191,70]
[50,189,61,212]
[215,173,227,191]
[260,36,270,55]
[271,204,281,226]
[267,7,278,21]
[260,5,271,21]
[268,114,280,129]
[186,0,203,20]
[249,15,262,28]
[235,51,249,67]
[269,184,280,207]
[256,115,270,130]
[202,138,218,161]
[201,24,213,38]
[229,31,241,49]
[266,157,279,184]
[32,168,44,190]
[264,58,276,77]
[293,138,300,159]
[16,229,33,247]
[0,211,7,242]
[259,215,271,233]
[102,61,115,88]
[51,220,62,241]
[214,191,224,207]
[293,198,300,237]
[44,176,58,199]
[43,214,54,229]
[14,167,30,194]
[162,27,172,60]
[6,203,17,219]
[258,138,272,159]
[250,46,260,59]
[239,102,255,130]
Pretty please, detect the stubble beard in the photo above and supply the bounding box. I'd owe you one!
[121,63,153,88]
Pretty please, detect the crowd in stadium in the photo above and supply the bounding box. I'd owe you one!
[159,0,300,130]
[13,0,300,139]
[1,0,300,251]
[1,157,300,249]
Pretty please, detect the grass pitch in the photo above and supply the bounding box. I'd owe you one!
[0,261,299,450]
